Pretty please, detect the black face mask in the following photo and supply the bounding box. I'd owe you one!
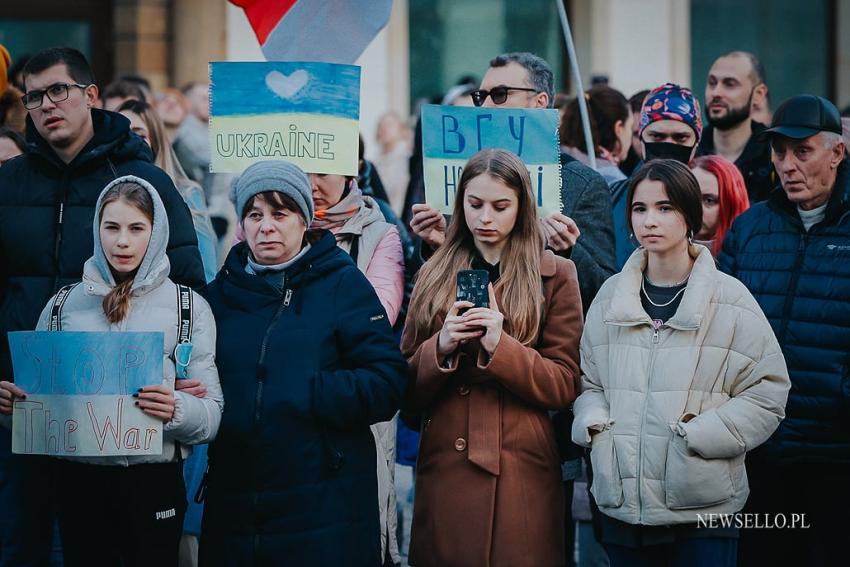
[643,142,695,164]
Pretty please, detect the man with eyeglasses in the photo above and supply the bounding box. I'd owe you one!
[698,51,775,203]
[0,47,204,565]
[412,52,616,312]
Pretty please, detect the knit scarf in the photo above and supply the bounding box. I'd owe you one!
[312,185,363,233]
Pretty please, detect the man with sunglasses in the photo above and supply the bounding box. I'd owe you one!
[412,52,616,312]
[0,47,204,565]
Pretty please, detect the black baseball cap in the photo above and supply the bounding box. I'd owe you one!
[760,94,843,140]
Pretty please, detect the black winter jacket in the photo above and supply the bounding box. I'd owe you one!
[0,109,204,378]
[200,231,407,566]
[718,160,850,466]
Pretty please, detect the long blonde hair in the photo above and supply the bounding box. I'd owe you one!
[407,149,544,347]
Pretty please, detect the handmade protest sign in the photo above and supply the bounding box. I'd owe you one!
[421,104,562,217]
[209,61,360,175]
[9,332,164,457]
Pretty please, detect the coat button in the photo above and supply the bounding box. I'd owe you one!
[457,385,470,396]
[454,437,467,451]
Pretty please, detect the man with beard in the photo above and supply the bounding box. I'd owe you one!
[698,51,775,202]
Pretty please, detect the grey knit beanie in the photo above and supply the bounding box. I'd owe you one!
[231,160,314,223]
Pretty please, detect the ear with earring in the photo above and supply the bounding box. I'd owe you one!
[687,230,694,245]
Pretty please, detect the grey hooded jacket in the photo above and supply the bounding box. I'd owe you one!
[32,175,223,466]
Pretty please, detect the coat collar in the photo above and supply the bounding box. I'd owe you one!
[540,249,557,277]
[604,244,718,330]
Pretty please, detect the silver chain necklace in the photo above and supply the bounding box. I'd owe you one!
[641,276,688,307]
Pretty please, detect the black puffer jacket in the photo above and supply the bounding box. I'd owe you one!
[719,160,850,465]
[0,109,204,378]
[200,232,407,566]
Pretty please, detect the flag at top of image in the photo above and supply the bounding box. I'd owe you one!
[230,0,393,63]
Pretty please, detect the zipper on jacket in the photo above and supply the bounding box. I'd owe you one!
[777,233,807,345]
[254,289,293,423]
[637,321,662,523]
[51,173,70,292]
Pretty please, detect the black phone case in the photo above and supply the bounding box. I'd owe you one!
[456,269,489,309]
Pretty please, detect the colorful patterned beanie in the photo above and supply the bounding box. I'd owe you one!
[639,83,703,141]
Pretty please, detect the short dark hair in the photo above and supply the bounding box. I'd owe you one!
[561,86,630,154]
[489,52,554,108]
[241,191,303,221]
[717,50,766,86]
[629,90,651,115]
[0,127,27,154]
[102,79,146,103]
[119,74,151,93]
[21,47,95,90]
[626,159,703,238]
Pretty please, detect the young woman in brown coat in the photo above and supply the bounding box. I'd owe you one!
[402,149,584,567]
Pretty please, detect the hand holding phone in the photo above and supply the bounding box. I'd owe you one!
[456,270,489,312]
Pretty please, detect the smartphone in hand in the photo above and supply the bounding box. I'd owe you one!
[456,269,489,313]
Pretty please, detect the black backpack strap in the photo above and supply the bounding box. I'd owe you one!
[176,284,193,344]
[348,235,360,264]
[48,283,80,331]
[173,284,195,464]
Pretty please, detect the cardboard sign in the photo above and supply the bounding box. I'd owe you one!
[9,332,164,457]
[421,104,562,217]
[209,61,361,175]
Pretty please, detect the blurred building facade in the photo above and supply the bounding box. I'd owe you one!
[1,0,848,153]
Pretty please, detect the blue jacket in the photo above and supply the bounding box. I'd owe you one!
[718,160,850,466]
[199,230,407,566]
[609,165,639,270]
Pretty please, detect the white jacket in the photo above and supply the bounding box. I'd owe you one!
[32,175,223,466]
[572,245,790,525]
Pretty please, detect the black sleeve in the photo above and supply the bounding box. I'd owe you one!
[560,165,617,311]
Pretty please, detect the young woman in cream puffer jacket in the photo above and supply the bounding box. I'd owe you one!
[572,160,791,540]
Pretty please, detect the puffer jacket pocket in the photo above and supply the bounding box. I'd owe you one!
[665,431,733,510]
[589,428,624,508]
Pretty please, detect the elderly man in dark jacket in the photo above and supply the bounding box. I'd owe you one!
[0,47,203,565]
[718,95,848,567]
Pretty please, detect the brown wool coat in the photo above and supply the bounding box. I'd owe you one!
[402,250,583,567]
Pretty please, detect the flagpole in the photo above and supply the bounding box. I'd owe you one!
[556,0,596,170]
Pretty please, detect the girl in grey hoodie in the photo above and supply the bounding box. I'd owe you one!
[0,175,223,566]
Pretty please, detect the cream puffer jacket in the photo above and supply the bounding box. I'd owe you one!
[33,175,223,466]
[572,245,790,526]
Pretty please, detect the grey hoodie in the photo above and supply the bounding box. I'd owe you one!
[31,175,224,466]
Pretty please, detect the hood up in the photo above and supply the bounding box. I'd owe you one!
[86,174,170,294]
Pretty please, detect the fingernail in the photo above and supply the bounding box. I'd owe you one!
[137,388,143,393]
[132,393,139,398]
[134,401,139,407]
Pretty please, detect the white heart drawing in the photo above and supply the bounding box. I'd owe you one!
[265,69,310,100]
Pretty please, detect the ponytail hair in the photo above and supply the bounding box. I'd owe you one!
[99,181,155,324]
[561,86,629,157]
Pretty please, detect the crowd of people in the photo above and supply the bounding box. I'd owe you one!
[0,40,848,567]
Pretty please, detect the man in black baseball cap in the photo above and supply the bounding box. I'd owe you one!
[719,94,848,566]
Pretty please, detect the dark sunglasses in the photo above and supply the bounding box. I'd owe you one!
[471,86,539,107]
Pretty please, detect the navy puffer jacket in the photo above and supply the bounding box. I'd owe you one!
[0,109,205,378]
[200,230,407,567]
[718,160,850,466]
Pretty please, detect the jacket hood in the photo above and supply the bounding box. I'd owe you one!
[86,174,170,294]
[605,244,718,329]
[27,108,154,170]
[221,229,354,294]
